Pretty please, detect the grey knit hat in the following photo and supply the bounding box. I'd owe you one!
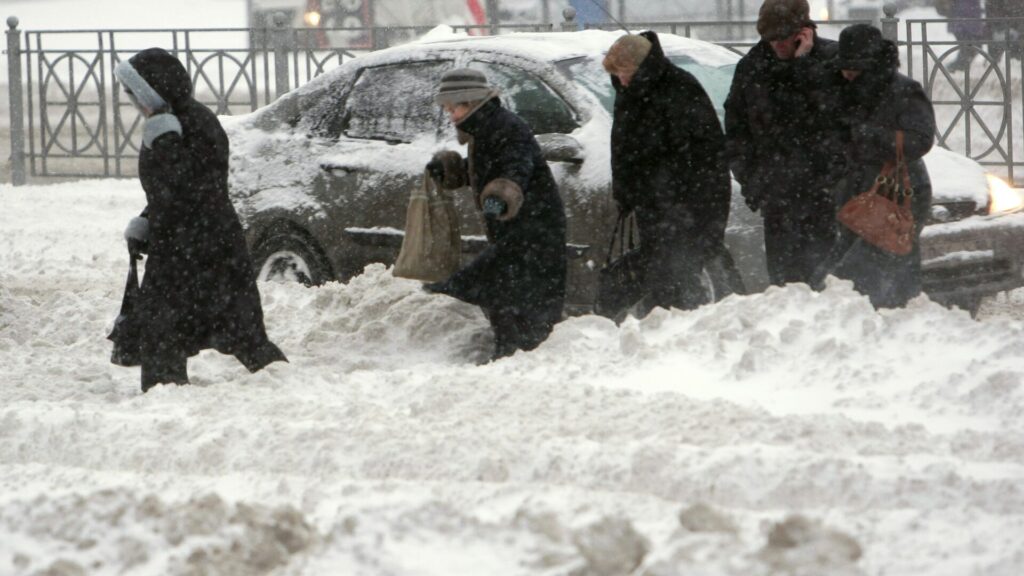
[434,68,497,106]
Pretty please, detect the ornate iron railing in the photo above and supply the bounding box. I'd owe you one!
[4,10,1021,184]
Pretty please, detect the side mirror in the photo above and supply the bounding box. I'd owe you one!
[537,133,584,164]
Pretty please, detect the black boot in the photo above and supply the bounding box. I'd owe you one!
[141,355,188,393]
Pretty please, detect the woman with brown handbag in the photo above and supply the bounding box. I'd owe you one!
[817,24,937,309]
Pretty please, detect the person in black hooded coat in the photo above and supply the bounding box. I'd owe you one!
[424,68,567,361]
[604,31,731,313]
[816,25,936,308]
[115,48,286,391]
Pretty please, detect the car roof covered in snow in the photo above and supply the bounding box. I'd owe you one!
[364,27,742,68]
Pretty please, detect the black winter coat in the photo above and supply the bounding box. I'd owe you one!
[724,35,843,213]
[130,49,285,368]
[829,69,936,308]
[610,31,731,250]
[436,99,567,317]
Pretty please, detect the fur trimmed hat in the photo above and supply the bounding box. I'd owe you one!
[603,34,653,72]
[757,0,812,41]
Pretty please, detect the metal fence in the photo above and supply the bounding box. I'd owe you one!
[904,16,1023,183]
[4,7,1023,185]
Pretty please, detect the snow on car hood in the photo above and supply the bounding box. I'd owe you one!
[923,145,990,205]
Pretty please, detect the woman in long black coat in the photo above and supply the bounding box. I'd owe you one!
[115,48,286,391]
[823,25,936,308]
[605,31,731,312]
[425,68,567,361]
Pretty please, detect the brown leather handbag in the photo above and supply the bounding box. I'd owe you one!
[837,130,915,256]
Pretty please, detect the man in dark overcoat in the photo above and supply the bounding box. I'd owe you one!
[115,48,286,391]
[604,31,731,313]
[424,69,567,360]
[724,0,843,287]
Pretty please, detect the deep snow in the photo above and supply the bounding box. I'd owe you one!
[2,178,1024,575]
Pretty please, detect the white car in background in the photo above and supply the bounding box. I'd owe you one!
[224,29,1024,315]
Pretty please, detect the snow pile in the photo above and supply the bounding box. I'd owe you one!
[3,178,1024,574]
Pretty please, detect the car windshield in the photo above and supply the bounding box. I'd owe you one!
[556,54,737,123]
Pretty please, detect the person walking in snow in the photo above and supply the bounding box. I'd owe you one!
[938,0,986,70]
[816,25,936,308]
[422,69,567,361]
[724,0,845,288]
[114,48,287,392]
[603,31,732,314]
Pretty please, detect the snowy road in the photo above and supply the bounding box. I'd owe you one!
[2,179,1024,575]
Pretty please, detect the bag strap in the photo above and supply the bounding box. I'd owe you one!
[873,130,914,204]
[118,247,140,317]
[895,130,914,203]
[604,209,635,266]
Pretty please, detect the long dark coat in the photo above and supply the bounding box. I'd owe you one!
[610,31,731,253]
[949,0,985,41]
[827,67,936,308]
[724,34,843,214]
[130,49,285,370]
[434,98,567,321]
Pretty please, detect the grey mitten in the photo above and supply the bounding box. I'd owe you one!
[142,113,182,148]
[124,216,149,255]
[124,216,149,243]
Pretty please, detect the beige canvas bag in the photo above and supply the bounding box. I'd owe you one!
[393,172,462,282]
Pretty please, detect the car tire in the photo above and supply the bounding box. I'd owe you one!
[251,229,332,287]
[945,294,984,318]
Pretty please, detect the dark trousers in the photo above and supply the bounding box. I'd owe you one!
[485,306,559,361]
[763,203,837,286]
[141,353,188,392]
[635,206,708,312]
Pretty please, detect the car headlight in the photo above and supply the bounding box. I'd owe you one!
[987,174,1024,215]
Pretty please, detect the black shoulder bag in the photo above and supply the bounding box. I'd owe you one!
[594,210,647,320]
[108,247,144,367]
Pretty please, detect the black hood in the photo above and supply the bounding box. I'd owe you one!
[129,48,192,110]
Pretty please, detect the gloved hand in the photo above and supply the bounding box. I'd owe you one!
[124,216,149,256]
[426,150,467,190]
[426,157,445,181]
[142,112,182,148]
[482,196,507,218]
[744,194,762,213]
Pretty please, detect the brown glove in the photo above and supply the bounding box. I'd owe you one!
[426,150,468,190]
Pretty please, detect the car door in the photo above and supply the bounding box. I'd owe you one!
[315,59,456,278]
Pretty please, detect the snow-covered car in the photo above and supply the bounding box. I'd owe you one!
[224,28,1024,315]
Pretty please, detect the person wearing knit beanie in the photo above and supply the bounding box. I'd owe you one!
[422,67,567,361]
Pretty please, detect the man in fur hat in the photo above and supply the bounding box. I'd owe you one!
[724,0,844,288]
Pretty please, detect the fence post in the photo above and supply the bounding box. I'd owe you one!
[561,7,578,32]
[271,11,292,100]
[6,16,26,186]
[880,3,899,43]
